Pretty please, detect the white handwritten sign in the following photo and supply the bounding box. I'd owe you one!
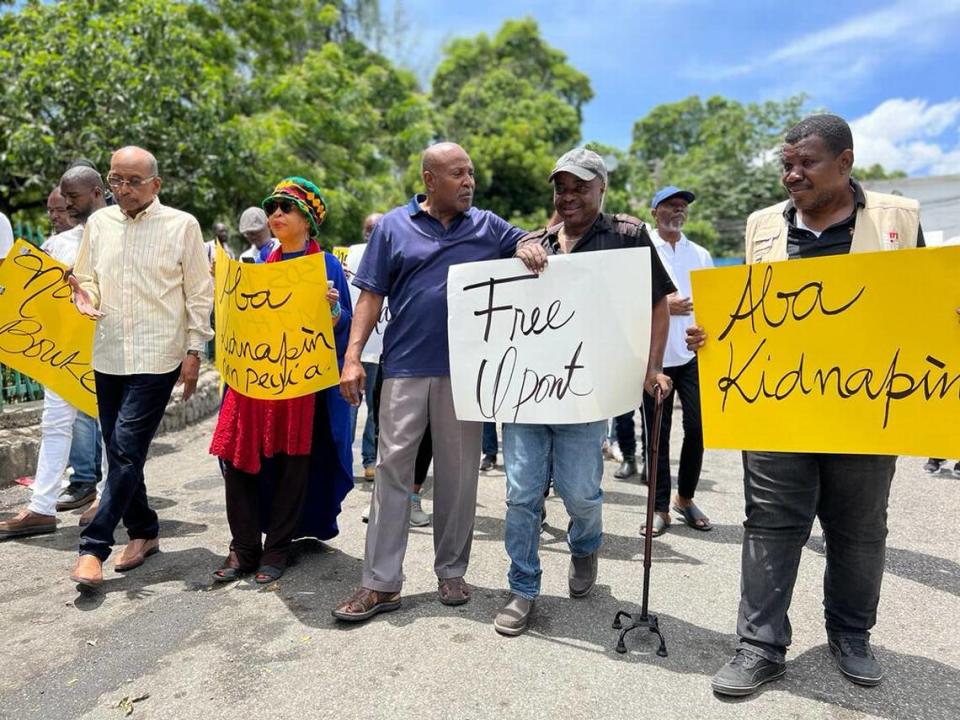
[447,248,652,424]
[345,243,390,363]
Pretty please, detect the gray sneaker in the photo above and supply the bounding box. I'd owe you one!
[828,633,882,686]
[711,648,786,696]
[568,550,598,598]
[494,594,534,636]
[409,494,430,527]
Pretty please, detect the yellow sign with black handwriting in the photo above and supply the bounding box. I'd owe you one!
[690,247,960,457]
[0,240,98,416]
[214,245,340,399]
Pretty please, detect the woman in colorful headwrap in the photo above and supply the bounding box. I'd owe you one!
[209,177,354,584]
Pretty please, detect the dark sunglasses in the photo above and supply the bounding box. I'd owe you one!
[264,198,297,216]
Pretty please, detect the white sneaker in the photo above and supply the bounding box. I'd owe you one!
[410,494,430,527]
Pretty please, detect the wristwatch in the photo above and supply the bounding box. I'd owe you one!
[186,349,201,358]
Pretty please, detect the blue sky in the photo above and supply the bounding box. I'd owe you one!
[396,0,960,176]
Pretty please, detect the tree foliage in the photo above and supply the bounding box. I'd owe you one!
[630,95,807,255]
[0,0,242,220]
[430,18,592,227]
[1,7,908,252]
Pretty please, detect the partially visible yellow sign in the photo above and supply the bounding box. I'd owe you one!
[691,247,960,457]
[332,245,350,264]
[214,245,340,399]
[0,240,97,416]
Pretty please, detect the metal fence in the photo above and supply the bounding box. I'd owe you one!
[2,219,48,407]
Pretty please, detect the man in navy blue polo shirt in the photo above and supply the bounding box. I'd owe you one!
[333,142,527,621]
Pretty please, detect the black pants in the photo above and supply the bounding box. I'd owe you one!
[224,454,311,569]
[614,410,645,460]
[642,357,704,513]
[737,451,895,663]
[79,368,180,561]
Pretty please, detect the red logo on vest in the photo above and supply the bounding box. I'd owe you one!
[888,231,899,240]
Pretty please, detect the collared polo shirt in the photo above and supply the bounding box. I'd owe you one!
[650,229,713,368]
[353,194,526,378]
[74,199,214,375]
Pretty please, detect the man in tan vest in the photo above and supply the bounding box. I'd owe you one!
[687,114,929,696]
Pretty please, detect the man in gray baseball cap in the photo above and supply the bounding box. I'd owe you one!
[548,147,608,185]
[237,206,275,263]
[492,148,676,637]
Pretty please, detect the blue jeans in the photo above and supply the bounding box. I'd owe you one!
[482,422,498,458]
[80,368,180,561]
[68,412,102,486]
[349,361,380,467]
[502,420,607,600]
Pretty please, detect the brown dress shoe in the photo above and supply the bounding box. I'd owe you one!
[70,555,103,588]
[0,509,56,539]
[78,500,99,527]
[114,537,160,572]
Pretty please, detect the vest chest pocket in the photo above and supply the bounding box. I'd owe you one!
[751,235,777,263]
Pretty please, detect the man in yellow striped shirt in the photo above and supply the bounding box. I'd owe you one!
[68,146,213,588]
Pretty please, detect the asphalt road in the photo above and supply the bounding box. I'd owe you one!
[1,409,958,720]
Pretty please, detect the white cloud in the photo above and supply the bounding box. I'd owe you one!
[688,0,960,82]
[851,98,960,175]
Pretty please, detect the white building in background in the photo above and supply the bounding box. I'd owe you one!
[863,175,960,246]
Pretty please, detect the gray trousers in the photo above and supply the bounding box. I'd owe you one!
[362,377,482,592]
[737,451,895,663]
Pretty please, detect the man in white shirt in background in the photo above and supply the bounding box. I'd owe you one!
[68,146,213,587]
[641,186,714,537]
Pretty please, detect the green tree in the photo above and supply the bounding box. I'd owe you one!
[0,0,244,224]
[430,18,593,227]
[630,95,807,255]
[230,34,435,245]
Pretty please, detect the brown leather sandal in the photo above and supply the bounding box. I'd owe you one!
[331,587,401,622]
[438,577,472,606]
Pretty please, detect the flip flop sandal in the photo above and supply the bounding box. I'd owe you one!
[641,513,670,537]
[254,565,286,584]
[672,502,713,531]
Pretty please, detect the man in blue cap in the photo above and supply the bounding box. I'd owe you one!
[638,186,714,537]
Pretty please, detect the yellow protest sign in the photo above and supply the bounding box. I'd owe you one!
[214,244,340,399]
[691,247,960,458]
[332,245,350,264]
[0,240,97,416]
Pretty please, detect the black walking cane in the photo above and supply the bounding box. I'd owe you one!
[612,383,668,657]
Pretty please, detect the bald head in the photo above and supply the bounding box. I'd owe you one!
[362,212,384,242]
[60,166,107,224]
[112,146,158,176]
[421,142,469,175]
[109,145,161,218]
[419,142,475,220]
[60,165,104,192]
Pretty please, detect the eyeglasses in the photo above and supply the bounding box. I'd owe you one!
[106,175,156,190]
[263,198,297,216]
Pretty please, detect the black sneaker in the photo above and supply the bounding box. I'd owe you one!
[480,454,496,472]
[56,484,97,511]
[711,648,786,697]
[828,633,882,686]
[923,458,945,474]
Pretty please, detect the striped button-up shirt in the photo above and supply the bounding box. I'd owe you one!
[74,198,214,375]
